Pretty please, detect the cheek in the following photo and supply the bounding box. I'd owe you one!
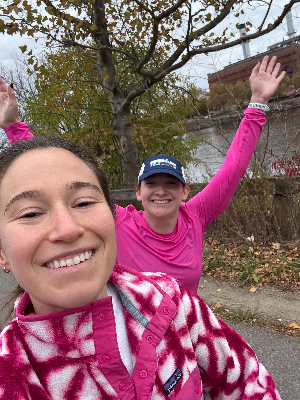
[1,227,38,266]
[92,213,116,241]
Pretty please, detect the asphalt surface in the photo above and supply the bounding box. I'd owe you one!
[0,271,17,328]
[225,320,300,400]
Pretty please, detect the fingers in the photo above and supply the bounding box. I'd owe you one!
[266,56,277,74]
[257,54,284,79]
[252,61,261,73]
[277,70,286,84]
[0,76,8,94]
[259,55,270,72]
[7,83,16,100]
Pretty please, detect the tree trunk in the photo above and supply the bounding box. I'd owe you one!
[112,107,141,188]
[94,44,141,188]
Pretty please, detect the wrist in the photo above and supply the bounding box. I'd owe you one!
[250,96,268,104]
[2,119,20,129]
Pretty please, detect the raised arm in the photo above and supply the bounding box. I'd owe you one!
[0,76,34,143]
[187,55,285,227]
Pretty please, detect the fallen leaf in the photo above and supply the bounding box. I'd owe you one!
[204,280,207,283]
[215,302,222,308]
[199,285,204,289]
[216,288,221,292]
[254,268,264,274]
[272,242,281,250]
[249,287,257,293]
[288,322,300,329]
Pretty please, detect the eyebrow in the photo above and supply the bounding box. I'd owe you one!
[66,181,103,194]
[4,190,43,215]
[4,181,103,215]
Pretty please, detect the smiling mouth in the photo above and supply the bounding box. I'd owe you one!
[152,200,170,204]
[45,250,94,269]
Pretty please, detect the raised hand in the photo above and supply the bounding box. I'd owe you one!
[249,55,285,104]
[0,76,19,128]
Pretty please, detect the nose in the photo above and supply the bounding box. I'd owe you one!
[48,206,85,243]
[154,184,166,195]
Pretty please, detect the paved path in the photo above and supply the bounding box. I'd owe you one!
[198,275,300,324]
[226,320,300,400]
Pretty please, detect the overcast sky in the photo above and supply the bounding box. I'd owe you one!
[1,1,300,89]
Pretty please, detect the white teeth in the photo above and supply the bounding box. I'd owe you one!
[153,200,169,203]
[46,251,93,269]
[73,256,81,265]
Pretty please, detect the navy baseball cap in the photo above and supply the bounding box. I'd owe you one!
[138,154,187,185]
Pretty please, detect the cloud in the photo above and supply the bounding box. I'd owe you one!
[0,34,37,64]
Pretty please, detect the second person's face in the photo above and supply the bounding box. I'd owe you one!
[0,148,117,315]
[136,173,190,220]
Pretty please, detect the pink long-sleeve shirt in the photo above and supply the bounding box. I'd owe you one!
[5,108,266,293]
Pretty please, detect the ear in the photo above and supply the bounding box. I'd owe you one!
[0,247,11,273]
[182,185,190,201]
[136,186,142,202]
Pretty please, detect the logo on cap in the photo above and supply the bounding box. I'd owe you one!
[149,158,177,170]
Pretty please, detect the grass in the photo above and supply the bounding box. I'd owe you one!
[213,306,300,339]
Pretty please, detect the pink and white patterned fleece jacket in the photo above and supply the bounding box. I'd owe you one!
[0,265,281,400]
[5,109,265,293]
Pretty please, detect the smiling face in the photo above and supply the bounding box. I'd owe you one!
[136,173,190,232]
[0,148,117,315]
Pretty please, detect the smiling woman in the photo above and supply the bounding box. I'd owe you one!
[0,137,282,399]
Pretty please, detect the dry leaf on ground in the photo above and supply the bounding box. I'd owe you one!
[249,287,257,293]
[288,322,300,329]
[272,242,281,250]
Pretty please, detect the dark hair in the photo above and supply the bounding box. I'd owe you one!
[0,136,115,214]
[0,137,115,324]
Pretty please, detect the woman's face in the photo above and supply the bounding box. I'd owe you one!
[0,148,117,314]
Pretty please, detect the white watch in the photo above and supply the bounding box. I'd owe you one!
[248,102,270,112]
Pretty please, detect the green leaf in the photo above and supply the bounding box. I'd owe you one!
[19,44,27,53]
[252,273,259,283]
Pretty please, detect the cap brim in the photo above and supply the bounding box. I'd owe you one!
[138,168,186,185]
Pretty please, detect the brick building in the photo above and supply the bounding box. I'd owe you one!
[207,37,300,87]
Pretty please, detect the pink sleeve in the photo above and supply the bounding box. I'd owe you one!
[4,122,35,144]
[187,108,266,227]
